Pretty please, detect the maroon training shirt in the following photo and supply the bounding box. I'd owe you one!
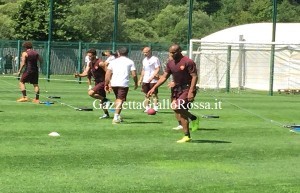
[88,58,105,84]
[165,56,197,86]
[24,50,39,73]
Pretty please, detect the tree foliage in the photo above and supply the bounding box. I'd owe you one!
[12,0,73,41]
[0,0,299,43]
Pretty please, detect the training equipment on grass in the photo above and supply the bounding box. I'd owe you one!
[290,126,300,133]
[39,101,54,105]
[48,96,61,99]
[48,132,60,137]
[76,107,94,111]
[147,108,156,115]
[284,124,300,133]
[202,115,220,118]
[108,108,116,112]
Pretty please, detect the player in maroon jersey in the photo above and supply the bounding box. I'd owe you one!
[75,48,110,119]
[148,44,199,143]
[16,41,43,103]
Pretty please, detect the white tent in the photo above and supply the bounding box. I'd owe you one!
[191,23,300,91]
[201,23,300,43]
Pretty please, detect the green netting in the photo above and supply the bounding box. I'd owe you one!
[0,40,169,76]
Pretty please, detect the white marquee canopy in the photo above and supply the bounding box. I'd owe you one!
[190,23,300,91]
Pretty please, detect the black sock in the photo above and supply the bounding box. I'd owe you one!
[21,90,27,97]
[184,132,190,138]
[190,115,197,121]
[178,121,181,125]
[36,91,40,100]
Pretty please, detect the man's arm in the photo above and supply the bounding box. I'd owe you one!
[147,71,170,97]
[99,61,107,72]
[105,69,112,87]
[75,65,89,78]
[187,73,198,101]
[131,70,138,90]
[138,69,144,85]
[17,52,27,75]
[189,73,198,91]
[148,66,160,82]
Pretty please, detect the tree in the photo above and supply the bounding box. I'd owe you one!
[277,0,300,22]
[0,1,19,39]
[118,0,186,20]
[121,19,159,43]
[65,0,127,42]
[0,15,14,39]
[196,0,222,15]
[152,4,215,44]
[12,0,73,41]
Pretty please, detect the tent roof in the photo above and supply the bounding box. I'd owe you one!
[200,23,300,44]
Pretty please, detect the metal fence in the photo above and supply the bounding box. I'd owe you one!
[0,40,170,77]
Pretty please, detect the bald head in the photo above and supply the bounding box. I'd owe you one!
[142,46,152,58]
[169,44,182,61]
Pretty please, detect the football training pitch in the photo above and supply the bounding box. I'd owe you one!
[0,75,300,193]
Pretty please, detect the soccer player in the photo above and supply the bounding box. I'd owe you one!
[148,44,199,143]
[138,47,160,112]
[105,47,138,124]
[16,41,43,103]
[102,50,116,66]
[83,53,92,90]
[75,48,110,119]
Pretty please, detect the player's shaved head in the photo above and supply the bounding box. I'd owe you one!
[142,46,152,57]
[169,44,183,61]
[169,44,182,52]
[142,47,151,52]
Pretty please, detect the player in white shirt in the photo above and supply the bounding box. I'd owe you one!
[102,50,116,66]
[105,47,138,124]
[138,47,160,112]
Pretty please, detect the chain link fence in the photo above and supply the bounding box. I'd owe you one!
[0,40,170,76]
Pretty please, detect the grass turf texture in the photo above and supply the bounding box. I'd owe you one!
[0,75,300,193]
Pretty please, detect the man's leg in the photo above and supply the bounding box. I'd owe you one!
[32,84,40,103]
[175,109,191,143]
[112,98,123,124]
[172,112,183,130]
[152,94,159,111]
[143,96,150,112]
[112,87,128,124]
[17,81,28,102]
[88,87,110,119]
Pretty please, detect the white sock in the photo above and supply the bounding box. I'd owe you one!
[114,113,119,120]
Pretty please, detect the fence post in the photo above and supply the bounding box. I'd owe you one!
[16,40,21,72]
[77,41,82,84]
[226,45,232,93]
[46,41,51,81]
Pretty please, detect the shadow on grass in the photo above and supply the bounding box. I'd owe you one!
[198,128,219,131]
[0,110,3,112]
[191,139,231,144]
[156,111,174,114]
[127,121,163,124]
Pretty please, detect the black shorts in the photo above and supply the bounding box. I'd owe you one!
[142,83,158,95]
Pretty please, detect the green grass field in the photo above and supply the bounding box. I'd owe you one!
[1,75,300,193]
